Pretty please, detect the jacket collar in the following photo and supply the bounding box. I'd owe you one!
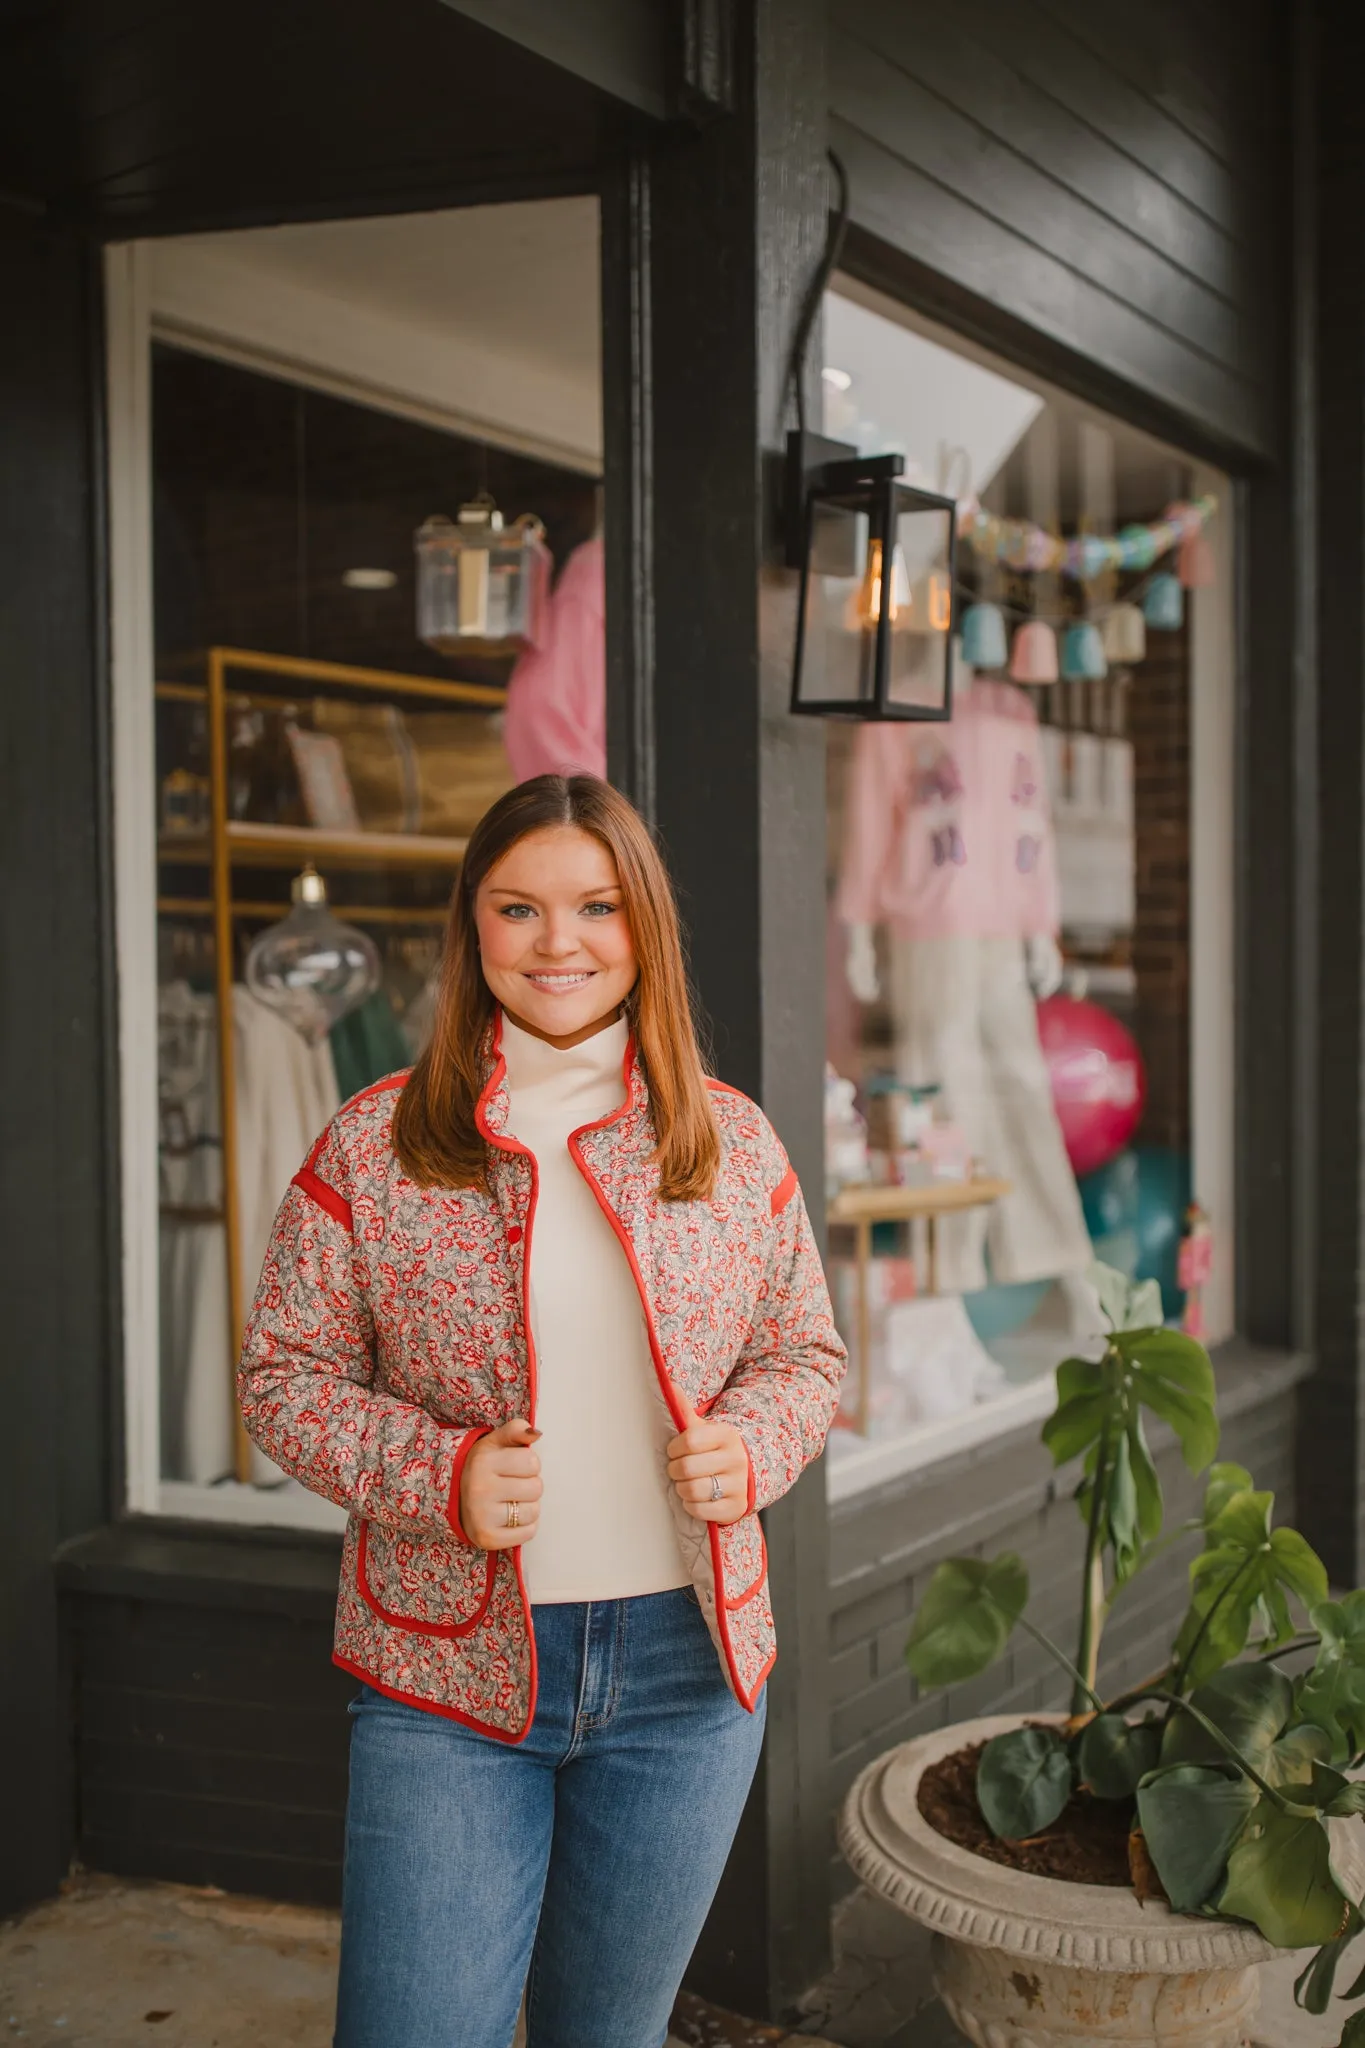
[474,1005,651,1154]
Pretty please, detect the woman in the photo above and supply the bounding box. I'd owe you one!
[238,774,846,2048]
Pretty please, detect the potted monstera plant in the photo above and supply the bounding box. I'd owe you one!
[839,1264,1365,2048]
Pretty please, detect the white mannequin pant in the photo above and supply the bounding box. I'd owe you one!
[887,932,1091,1295]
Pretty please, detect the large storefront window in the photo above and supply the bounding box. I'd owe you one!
[109,203,604,1524]
[821,279,1234,1499]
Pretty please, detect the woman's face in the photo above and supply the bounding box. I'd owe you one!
[474,825,638,1048]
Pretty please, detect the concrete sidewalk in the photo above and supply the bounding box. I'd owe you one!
[0,1873,1343,2047]
[0,1876,834,2048]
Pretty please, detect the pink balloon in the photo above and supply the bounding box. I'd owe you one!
[1035,994,1146,1177]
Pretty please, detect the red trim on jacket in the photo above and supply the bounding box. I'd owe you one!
[446,1425,493,1546]
[354,1521,499,1639]
[333,1652,535,1746]
[770,1165,798,1217]
[722,1522,769,1610]
[471,1010,542,1726]
[568,1094,767,1715]
[291,1166,352,1232]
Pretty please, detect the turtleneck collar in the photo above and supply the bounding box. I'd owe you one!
[499,1009,629,1115]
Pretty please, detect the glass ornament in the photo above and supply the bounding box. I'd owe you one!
[244,866,381,1046]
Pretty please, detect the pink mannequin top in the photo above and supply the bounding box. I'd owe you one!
[503,535,606,783]
[836,680,1060,941]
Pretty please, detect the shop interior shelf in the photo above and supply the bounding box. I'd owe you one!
[158,821,469,869]
[827,1175,1011,1226]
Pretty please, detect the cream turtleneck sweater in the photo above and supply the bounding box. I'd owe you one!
[500,1013,689,1604]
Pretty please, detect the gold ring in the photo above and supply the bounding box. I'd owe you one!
[505,1500,520,1530]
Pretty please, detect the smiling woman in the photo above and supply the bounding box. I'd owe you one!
[476,826,638,1045]
[235,771,847,2045]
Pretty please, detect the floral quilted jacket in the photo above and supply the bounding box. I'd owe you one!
[237,1017,847,1742]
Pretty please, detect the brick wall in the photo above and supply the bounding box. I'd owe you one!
[825,1357,1302,1895]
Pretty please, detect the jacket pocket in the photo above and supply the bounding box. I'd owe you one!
[718,1513,768,1611]
[356,1521,498,1637]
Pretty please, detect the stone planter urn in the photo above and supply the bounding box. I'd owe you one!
[839,1714,1345,2048]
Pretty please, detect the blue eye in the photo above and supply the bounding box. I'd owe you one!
[499,903,535,921]
[583,901,618,917]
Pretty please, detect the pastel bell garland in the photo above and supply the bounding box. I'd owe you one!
[1009,619,1059,684]
[959,601,1008,670]
[1061,620,1108,682]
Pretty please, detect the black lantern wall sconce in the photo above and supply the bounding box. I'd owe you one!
[785,431,958,721]
[782,149,958,722]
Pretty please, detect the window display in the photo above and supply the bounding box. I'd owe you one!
[821,281,1233,1495]
[112,199,604,1524]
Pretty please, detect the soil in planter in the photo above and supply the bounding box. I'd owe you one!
[918,1738,1133,1887]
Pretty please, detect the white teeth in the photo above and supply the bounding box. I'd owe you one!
[527,973,592,988]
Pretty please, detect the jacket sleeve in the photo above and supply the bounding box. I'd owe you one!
[708,1168,848,1513]
[236,1159,487,1540]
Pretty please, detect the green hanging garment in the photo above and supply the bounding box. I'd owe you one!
[330,989,412,1101]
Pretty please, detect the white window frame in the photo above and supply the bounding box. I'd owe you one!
[106,225,600,1529]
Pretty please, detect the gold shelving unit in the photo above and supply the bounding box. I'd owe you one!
[160,646,503,1480]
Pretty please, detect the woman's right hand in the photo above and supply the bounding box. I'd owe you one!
[459,1417,542,1549]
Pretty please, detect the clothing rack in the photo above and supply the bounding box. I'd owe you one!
[161,646,500,1482]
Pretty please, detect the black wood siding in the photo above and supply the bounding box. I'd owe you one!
[825,1351,1304,1895]
[59,1528,351,1906]
[0,215,114,1918]
[829,0,1287,460]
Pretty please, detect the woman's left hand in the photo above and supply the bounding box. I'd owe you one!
[666,1398,750,1525]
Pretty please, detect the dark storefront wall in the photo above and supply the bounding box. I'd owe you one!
[818,0,1319,1927]
[1,0,1350,2029]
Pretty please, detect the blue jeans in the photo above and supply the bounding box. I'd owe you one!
[334,1587,767,2048]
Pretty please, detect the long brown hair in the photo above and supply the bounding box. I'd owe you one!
[392,775,721,1202]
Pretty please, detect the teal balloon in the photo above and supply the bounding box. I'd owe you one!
[963,1277,1051,1343]
[1078,1147,1191,1318]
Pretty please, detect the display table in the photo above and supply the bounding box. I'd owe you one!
[827,1177,1011,1435]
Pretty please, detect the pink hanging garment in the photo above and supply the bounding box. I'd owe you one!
[836,681,1060,942]
[503,535,606,782]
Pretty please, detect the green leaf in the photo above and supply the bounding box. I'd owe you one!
[1118,1326,1217,1404]
[1136,1765,1258,1914]
[1089,1260,1134,1331]
[977,1726,1073,1841]
[1203,1462,1254,1526]
[1269,1528,1331,1610]
[1161,1662,1295,1772]
[1266,1724,1334,1790]
[1127,1413,1163,1544]
[1174,1494,1331,1688]
[1055,1355,1106,1405]
[1298,1594,1365,1761]
[1309,1766,1365,1819]
[1042,1392,1111,1466]
[1077,1714,1161,1800]
[1107,1429,1141,1582]
[1217,1799,1349,1948]
[1292,1906,1363,2016]
[905,1554,1028,1689]
[1338,2011,1365,2046]
[1134,1372,1219,1473]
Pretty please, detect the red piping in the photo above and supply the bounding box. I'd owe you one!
[567,1060,767,1712]
[472,1009,541,1730]
[446,1424,492,1546]
[291,1166,352,1232]
[355,1521,498,1639]
[770,1165,798,1217]
[333,1652,535,1746]
[722,1523,769,1610]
